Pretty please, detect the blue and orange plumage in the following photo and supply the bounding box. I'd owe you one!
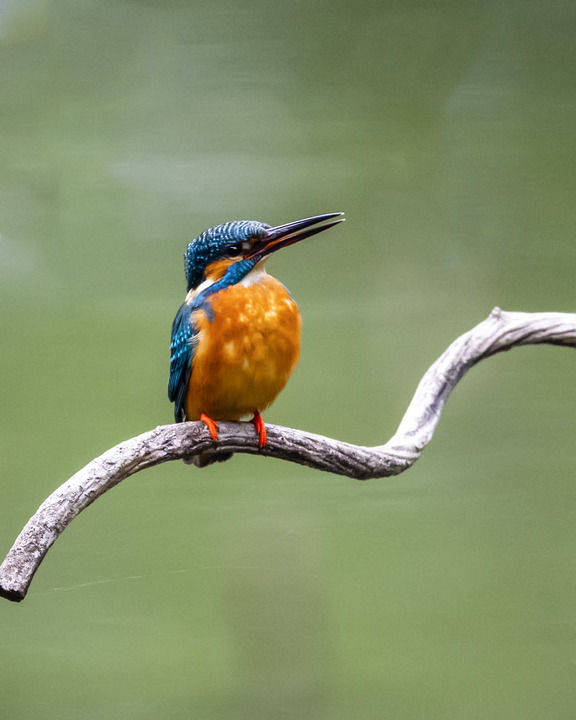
[168,214,344,463]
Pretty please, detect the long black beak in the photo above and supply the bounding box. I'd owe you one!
[248,212,345,261]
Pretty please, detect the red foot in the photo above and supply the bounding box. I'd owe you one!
[200,413,219,442]
[252,410,267,449]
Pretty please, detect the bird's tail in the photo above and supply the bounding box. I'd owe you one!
[184,451,234,468]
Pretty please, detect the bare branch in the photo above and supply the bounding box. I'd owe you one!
[1,308,575,602]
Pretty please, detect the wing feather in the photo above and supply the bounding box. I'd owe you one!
[168,303,198,422]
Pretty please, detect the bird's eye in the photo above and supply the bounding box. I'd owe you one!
[226,243,243,256]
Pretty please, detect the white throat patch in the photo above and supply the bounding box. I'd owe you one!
[238,262,268,287]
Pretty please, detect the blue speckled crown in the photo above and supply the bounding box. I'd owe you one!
[185,220,269,290]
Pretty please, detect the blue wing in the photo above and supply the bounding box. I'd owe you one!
[168,302,198,422]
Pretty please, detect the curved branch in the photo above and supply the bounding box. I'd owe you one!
[1,308,575,602]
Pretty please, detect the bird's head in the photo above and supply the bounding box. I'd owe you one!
[184,213,344,292]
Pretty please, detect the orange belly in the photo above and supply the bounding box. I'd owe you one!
[185,275,301,421]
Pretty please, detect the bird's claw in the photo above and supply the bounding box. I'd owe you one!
[200,413,219,442]
[252,410,267,449]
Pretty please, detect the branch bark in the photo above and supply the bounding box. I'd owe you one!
[1,308,574,602]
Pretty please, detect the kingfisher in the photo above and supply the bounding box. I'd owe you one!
[168,212,344,460]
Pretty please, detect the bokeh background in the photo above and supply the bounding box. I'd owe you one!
[1,0,575,718]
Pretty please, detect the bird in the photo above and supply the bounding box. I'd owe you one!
[168,212,345,464]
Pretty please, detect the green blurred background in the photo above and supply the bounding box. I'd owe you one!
[1,0,575,717]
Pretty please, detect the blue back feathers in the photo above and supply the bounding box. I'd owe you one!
[168,303,196,422]
[185,220,269,291]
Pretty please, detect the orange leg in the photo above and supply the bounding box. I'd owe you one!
[252,410,267,449]
[200,412,219,442]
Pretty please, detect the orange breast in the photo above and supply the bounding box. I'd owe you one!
[185,275,301,421]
